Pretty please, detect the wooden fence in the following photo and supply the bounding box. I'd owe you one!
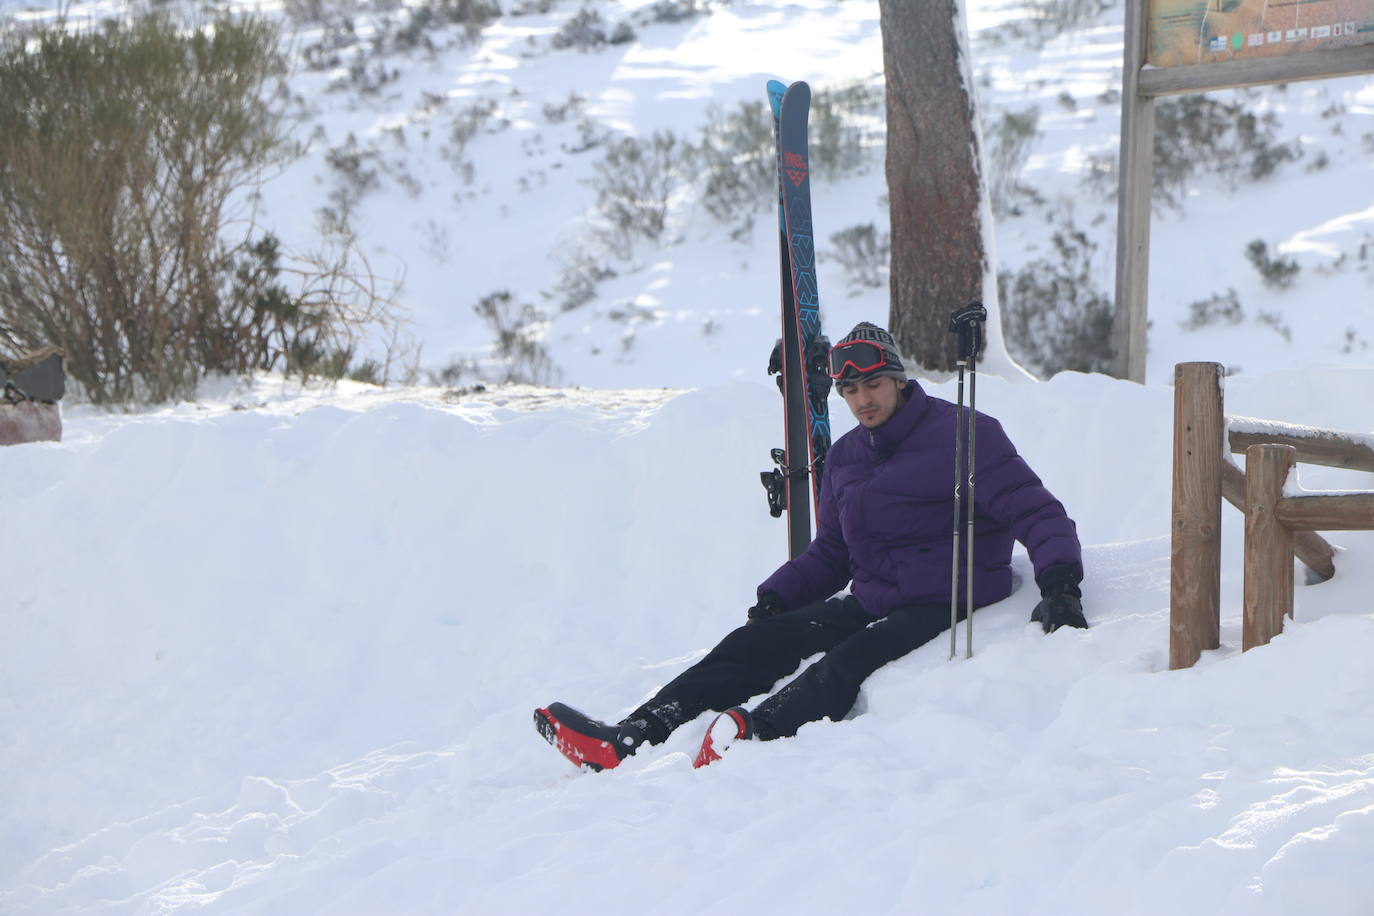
[1170,361,1374,669]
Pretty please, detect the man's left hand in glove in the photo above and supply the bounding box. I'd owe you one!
[1030,566,1088,634]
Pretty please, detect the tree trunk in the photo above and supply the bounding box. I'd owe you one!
[880,0,988,373]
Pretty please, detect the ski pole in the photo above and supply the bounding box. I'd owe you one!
[964,335,978,659]
[948,301,987,660]
[949,354,965,660]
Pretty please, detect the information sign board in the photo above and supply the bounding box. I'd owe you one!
[1148,0,1374,67]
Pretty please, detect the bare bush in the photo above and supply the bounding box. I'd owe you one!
[472,291,561,385]
[809,79,884,180]
[641,0,707,24]
[693,99,775,237]
[1083,94,1301,209]
[987,106,1042,217]
[552,249,618,312]
[0,14,409,404]
[1181,289,1244,330]
[551,8,610,50]
[1245,238,1301,290]
[1153,94,1301,208]
[589,131,685,257]
[1027,0,1111,40]
[395,0,501,48]
[829,223,889,292]
[999,228,1114,377]
[691,79,883,238]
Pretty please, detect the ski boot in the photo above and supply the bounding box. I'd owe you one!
[692,707,754,769]
[534,702,645,772]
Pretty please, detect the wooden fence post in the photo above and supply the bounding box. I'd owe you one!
[1170,362,1225,669]
[1243,444,1295,650]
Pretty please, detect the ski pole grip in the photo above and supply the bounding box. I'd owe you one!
[948,301,987,361]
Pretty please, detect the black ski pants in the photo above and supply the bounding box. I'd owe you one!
[634,596,956,742]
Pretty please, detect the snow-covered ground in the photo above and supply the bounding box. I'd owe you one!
[2,0,1373,912]
[3,367,1373,914]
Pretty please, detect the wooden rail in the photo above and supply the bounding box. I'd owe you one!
[1229,424,1374,473]
[1242,445,1374,650]
[1170,362,1373,669]
[1220,463,1335,582]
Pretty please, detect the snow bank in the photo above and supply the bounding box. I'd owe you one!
[2,370,1372,914]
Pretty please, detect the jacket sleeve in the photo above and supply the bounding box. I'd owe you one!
[973,414,1084,584]
[756,464,852,610]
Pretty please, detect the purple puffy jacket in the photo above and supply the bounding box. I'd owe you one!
[759,380,1083,617]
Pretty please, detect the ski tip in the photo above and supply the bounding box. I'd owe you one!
[766,78,787,95]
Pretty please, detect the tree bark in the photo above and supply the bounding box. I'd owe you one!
[880,0,987,372]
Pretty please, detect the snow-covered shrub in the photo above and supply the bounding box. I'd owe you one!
[980,0,1112,47]
[1152,94,1301,208]
[1080,94,1303,209]
[1341,327,1370,353]
[552,250,618,312]
[442,99,507,180]
[325,135,383,211]
[472,291,561,385]
[426,0,501,37]
[288,0,360,66]
[1255,309,1293,342]
[1245,239,1301,290]
[510,0,558,14]
[563,116,610,154]
[829,223,890,293]
[691,79,882,240]
[987,106,1042,217]
[542,92,586,124]
[1026,0,1112,41]
[342,59,400,94]
[283,0,356,26]
[588,131,686,257]
[809,79,884,180]
[1181,289,1244,330]
[693,100,775,238]
[642,0,707,24]
[999,228,1114,377]
[551,8,611,50]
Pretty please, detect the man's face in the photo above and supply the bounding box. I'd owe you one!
[838,376,905,428]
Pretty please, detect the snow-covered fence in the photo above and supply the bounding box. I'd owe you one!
[1170,361,1373,669]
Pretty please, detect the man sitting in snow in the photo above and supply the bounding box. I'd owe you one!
[535,321,1087,771]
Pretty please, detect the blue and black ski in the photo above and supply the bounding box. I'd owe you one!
[760,79,832,560]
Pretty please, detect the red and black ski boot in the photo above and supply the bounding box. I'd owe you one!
[692,707,754,769]
[534,702,644,772]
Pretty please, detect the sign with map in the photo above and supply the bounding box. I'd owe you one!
[1148,0,1374,67]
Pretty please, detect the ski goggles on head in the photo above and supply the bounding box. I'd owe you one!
[828,339,889,381]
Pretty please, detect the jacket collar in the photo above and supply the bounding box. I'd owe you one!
[866,379,928,453]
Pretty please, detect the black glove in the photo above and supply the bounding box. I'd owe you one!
[747,592,786,625]
[1031,567,1088,634]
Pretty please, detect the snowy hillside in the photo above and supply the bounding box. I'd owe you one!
[5,0,1369,387]
[2,0,1373,913]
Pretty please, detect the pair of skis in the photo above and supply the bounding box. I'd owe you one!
[760,79,832,560]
